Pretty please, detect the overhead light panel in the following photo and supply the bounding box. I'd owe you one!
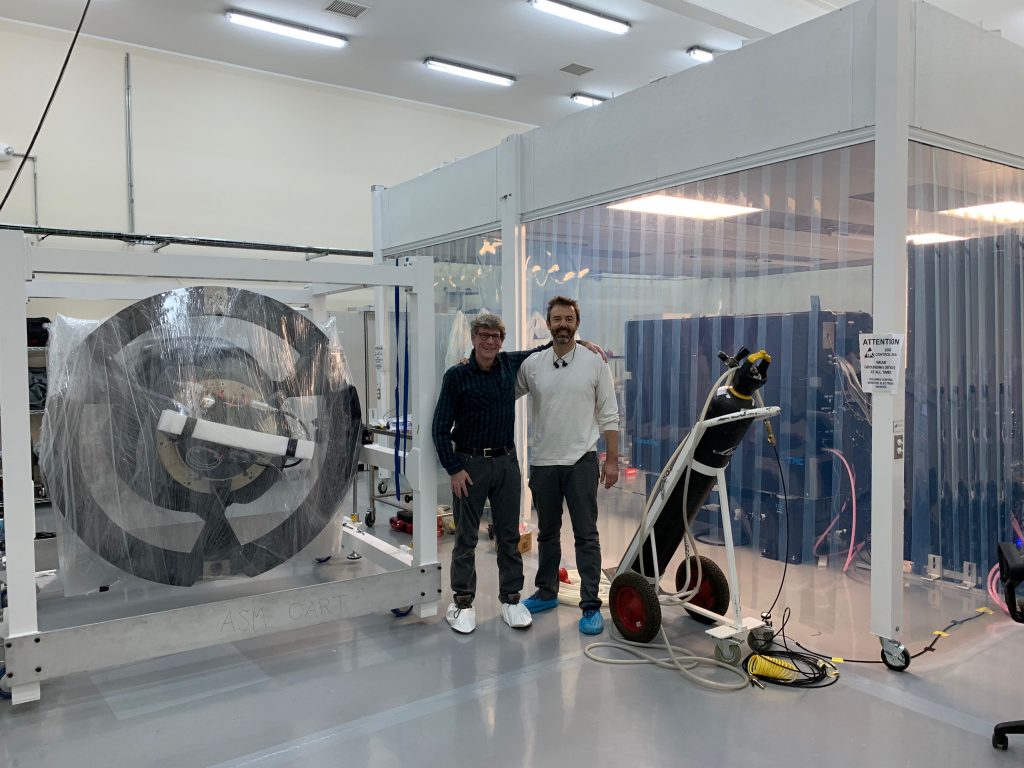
[940,201,1024,223]
[226,10,347,48]
[906,233,965,245]
[570,92,605,107]
[424,58,515,86]
[529,0,630,35]
[609,194,760,220]
[686,46,714,63]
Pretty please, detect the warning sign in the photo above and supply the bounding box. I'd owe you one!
[859,334,905,394]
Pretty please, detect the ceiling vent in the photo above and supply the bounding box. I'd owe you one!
[560,63,593,76]
[324,1,369,18]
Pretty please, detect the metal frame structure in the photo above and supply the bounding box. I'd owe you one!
[613,407,780,656]
[0,228,440,705]
[369,0,934,665]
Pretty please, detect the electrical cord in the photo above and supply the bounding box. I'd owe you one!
[584,625,750,691]
[790,608,991,665]
[743,608,839,689]
[0,0,92,215]
[763,438,790,618]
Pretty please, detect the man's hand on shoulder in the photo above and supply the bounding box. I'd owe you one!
[579,340,608,362]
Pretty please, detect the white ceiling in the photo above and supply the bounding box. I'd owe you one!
[1,0,1022,127]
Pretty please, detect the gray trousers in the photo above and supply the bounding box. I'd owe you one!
[528,452,602,611]
[450,453,524,605]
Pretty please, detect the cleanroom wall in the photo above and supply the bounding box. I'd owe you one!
[523,143,876,616]
[391,230,503,386]
[905,142,1024,583]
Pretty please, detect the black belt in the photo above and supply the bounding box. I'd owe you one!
[458,446,515,458]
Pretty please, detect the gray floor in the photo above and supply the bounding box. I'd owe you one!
[2,481,1023,767]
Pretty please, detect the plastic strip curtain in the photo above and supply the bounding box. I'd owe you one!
[906,142,1024,577]
[395,231,503,388]
[523,144,875,590]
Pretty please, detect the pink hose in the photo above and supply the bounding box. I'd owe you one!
[988,563,1009,613]
[813,501,847,558]
[825,448,858,573]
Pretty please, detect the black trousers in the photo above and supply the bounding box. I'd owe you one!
[450,452,524,605]
[528,452,602,611]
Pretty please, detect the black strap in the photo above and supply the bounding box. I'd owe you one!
[286,438,298,458]
[182,417,198,438]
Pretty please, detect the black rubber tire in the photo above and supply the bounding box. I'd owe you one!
[609,571,662,644]
[880,647,911,672]
[675,555,730,625]
[364,511,376,528]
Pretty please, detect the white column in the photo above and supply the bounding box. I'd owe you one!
[0,230,42,703]
[309,293,328,326]
[870,0,912,641]
[411,256,439,615]
[370,185,391,424]
[498,135,530,525]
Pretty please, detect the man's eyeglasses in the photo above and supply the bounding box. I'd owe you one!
[475,332,503,342]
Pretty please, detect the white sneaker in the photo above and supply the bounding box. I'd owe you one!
[501,601,533,629]
[446,602,476,634]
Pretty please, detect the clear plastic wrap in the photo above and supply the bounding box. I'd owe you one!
[37,287,361,592]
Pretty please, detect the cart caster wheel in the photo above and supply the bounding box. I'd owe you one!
[675,555,730,625]
[487,523,495,541]
[993,732,1009,751]
[714,639,743,666]
[748,626,774,653]
[404,494,413,503]
[880,645,911,672]
[391,606,414,617]
[377,480,389,495]
[609,571,661,644]
[314,555,332,565]
[0,668,10,700]
[364,511,376,528]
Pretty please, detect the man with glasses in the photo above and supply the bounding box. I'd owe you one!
[431,313,543,634]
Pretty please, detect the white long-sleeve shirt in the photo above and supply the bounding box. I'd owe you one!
[516,345,618,466]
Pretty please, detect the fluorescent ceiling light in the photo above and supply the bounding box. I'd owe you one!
[226,10,347,48]
[940,201,1024,223]
[424,58,515,86]
[686,46,714,63]
[609,194,760,220]
[570,92,605,107]
[529,0,630,34]
[906,233,965,245]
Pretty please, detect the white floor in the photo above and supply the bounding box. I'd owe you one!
[2,480,1022,767]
